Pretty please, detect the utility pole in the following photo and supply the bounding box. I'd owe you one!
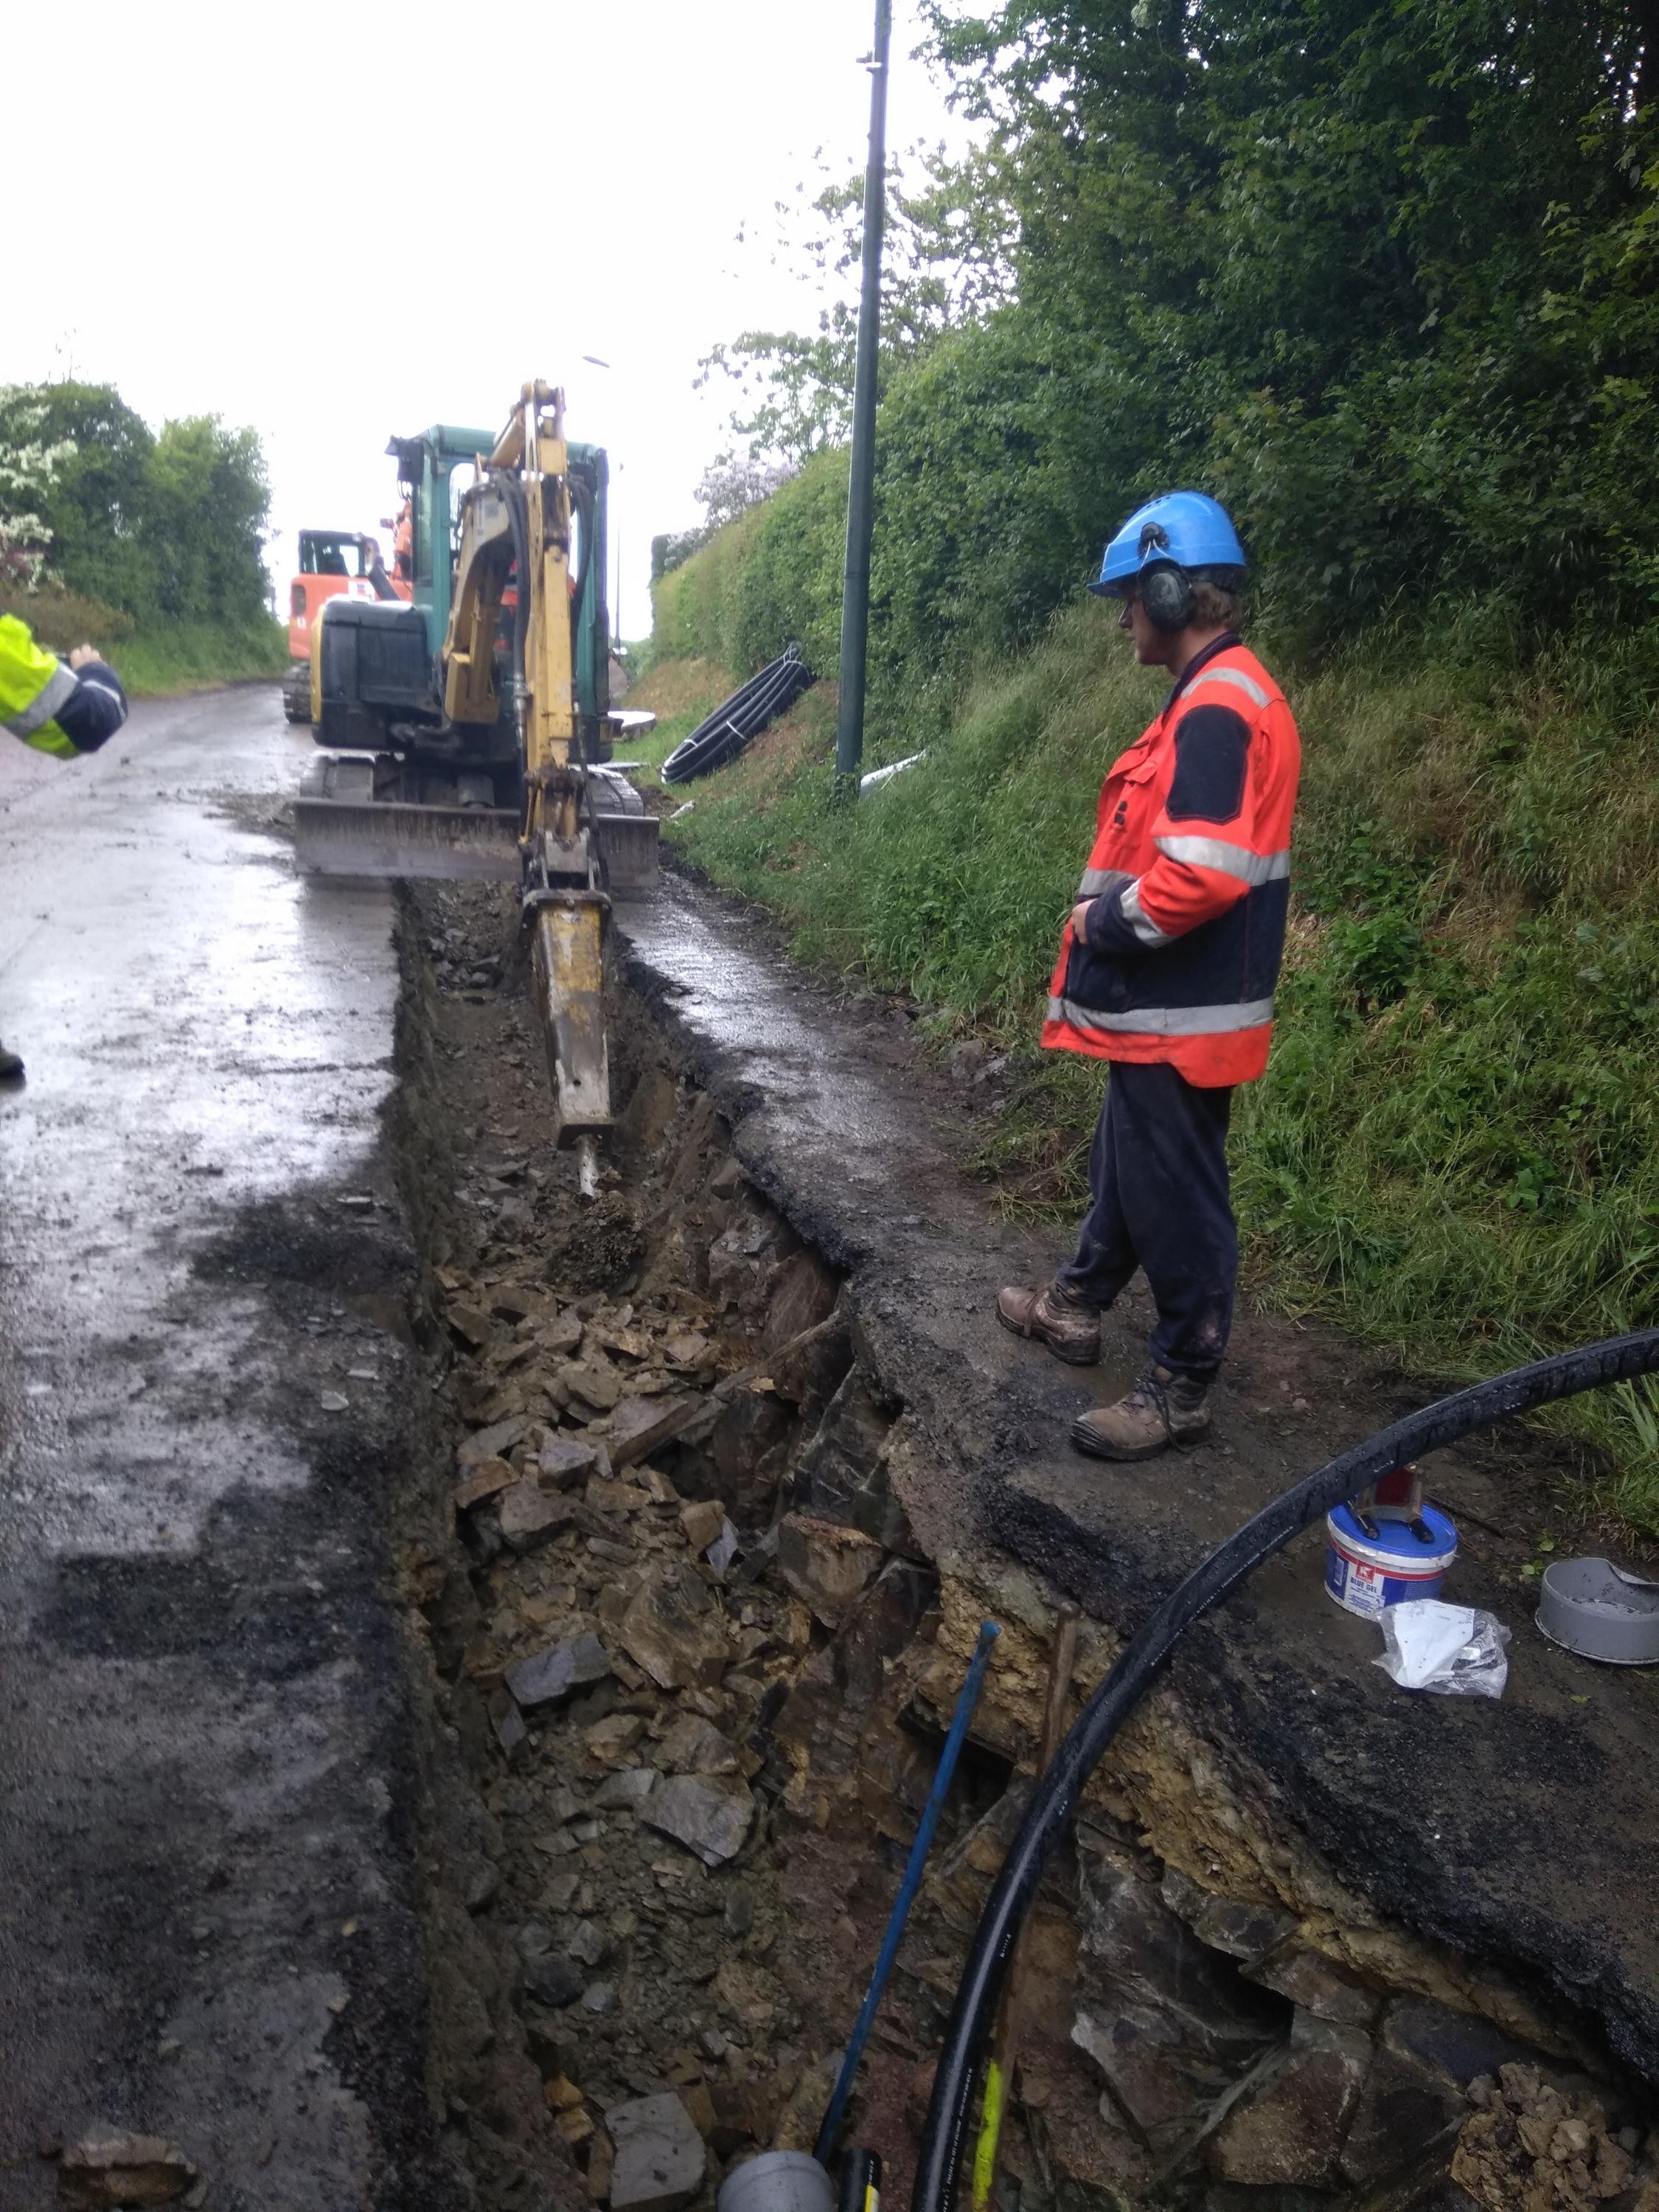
[834,0,893,787]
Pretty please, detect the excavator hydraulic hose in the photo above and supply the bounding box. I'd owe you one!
[910,1327,1659,2212]
[501,473,532,740]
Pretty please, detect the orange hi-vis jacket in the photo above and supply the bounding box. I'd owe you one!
[1042,633,1301,1088]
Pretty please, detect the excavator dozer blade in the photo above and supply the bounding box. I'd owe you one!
[293,800,521,881]
[593,812,661,893]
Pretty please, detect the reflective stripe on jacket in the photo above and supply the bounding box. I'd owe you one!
[0,613,128,759]
[1041,633,1301,1087]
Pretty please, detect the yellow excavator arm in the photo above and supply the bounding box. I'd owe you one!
[442,383,617,1193]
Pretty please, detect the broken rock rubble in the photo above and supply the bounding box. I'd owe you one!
[422,1197,910,2188]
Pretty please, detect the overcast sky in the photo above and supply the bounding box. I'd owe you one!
[10,0,970,639]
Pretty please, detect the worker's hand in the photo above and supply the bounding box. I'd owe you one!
[1070,900,1096,944]
[67,644,100,669]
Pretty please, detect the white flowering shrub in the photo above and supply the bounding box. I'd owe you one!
[0,386,77,591]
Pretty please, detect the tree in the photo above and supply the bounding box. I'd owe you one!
[141,415,271,622]
[910,0,1659,625]
[0,383,274,625]
[697,141,1018,463]
[696,449,798,531]
[10,382,156,614]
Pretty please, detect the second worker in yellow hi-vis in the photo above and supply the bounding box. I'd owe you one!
[0,611,130,1080]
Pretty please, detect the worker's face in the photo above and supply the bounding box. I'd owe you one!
[1116,582,1177,669]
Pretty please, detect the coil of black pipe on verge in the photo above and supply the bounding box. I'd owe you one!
[911,1327,1659,2212]
[660,647,813,785]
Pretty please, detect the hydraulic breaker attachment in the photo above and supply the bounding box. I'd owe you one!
[529,896,611,1189]
[523,802,616,1195]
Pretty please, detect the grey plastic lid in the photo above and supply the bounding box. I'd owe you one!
[1536,1557,1659,1666]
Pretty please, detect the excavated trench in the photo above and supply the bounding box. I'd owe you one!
[383,882,1659,2212]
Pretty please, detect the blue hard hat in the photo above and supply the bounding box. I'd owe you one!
[1088,490,1246,597]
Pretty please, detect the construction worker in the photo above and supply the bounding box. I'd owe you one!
[362,536,398,602]
[997,493,1301,1460]
[0,613,129,1080]
[389,498,414,584]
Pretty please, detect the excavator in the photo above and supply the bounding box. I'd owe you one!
[293,381,658,1194]
[280,529,411,723]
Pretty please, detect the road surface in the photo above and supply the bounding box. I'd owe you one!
[0,689,455,2206]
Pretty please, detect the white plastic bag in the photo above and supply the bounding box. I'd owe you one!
[1374,1600,1512,1698]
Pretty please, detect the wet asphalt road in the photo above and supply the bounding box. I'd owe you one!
[0,691,451,2207]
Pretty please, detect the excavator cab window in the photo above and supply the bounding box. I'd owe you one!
[299,532,367,579]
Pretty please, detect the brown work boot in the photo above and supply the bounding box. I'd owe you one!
[1072,1367,1211,1461]
[0,1041,22,1082]
[995,1280,1101,1366]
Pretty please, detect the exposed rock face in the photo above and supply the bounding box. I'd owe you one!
[1207,2013,1374,2187]
[790,1368,911,1553]
[1072,1834,1287,2159]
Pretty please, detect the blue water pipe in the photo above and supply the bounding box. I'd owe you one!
[815,1618,1001,2163]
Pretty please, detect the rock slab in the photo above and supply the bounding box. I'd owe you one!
[619,1566,730,1689]
[498,1482,575,1553]
[506,1631,612,1711]
[641,1774,755,1866]
[58,2125,198,2207]
[777,1512,884,1627]
[607,2091,706,2212]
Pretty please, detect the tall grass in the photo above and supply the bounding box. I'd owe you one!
[658,599,1659,1534]
[115,616,288,697]
[622,658,740,779]
[3,591,288,698]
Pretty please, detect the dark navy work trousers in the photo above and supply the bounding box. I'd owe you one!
[1055,1059,1237,1380]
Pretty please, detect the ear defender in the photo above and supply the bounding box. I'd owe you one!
[1140,561,1196,633]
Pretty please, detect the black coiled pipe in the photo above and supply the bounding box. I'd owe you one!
[660,647,812,785]
[911,1328,1659,2212]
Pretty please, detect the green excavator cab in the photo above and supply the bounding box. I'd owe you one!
[296,411,650,888]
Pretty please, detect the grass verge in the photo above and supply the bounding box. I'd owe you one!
[617,655,740,782]
[644,599,1659,1537]
[115,617,289,698]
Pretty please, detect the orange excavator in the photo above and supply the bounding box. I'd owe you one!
[281,529,411,722]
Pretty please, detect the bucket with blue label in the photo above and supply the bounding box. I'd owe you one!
[1324,1498,1458,1619]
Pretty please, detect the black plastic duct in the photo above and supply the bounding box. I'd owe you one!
[911,1327,1659,2212]
[660,648,812,785]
